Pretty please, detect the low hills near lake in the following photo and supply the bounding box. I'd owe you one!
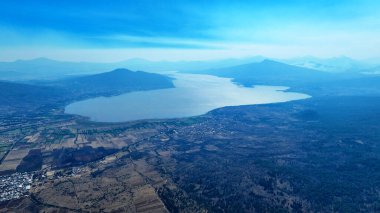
[0,68,174,110]
[2,58,380,112]
[187,59,380,96]
[47,68,174,97]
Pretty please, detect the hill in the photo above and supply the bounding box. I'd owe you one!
[191,59,335,86]
[0,81,65,109]
[189,59,380,96]
[50,68,174,97]
[0,69,174,112]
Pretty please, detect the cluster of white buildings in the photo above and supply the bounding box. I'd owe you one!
[0,172,33,202]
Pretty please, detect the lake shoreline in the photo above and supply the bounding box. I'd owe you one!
[65,73,310,122]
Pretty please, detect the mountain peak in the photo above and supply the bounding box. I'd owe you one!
[261,59,280,64]
[109,68,133,73]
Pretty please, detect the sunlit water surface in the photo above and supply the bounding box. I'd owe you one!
[65,73,310,122]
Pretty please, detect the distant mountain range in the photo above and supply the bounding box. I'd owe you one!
[279,56,377,73]
[361,65,380,75]
[0,56,378,81]
[115,56,266,73]
[0,57,265,81]
[0,58,116,81]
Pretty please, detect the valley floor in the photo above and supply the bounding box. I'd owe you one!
[1,95,380,212]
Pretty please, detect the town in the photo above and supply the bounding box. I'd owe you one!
[0,172,33,202]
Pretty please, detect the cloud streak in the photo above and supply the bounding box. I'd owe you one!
[0,0,379,60]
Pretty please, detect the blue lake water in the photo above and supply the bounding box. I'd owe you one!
[65,73,311,122]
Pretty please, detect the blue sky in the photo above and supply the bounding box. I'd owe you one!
[0,0,379,61]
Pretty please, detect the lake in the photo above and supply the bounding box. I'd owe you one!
[65,73,311,122]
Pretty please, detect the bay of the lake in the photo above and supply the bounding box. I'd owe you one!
[65,73,311,122]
